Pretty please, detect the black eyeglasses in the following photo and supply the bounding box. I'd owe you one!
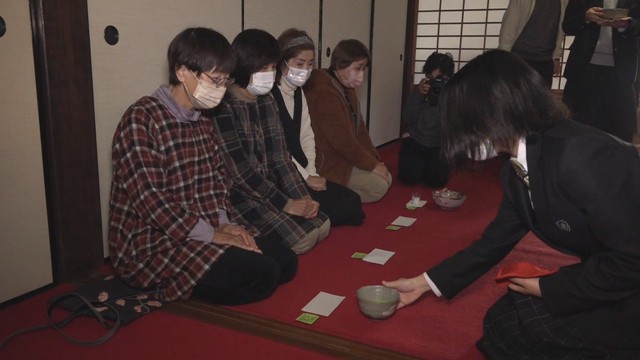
[200,72,235,88]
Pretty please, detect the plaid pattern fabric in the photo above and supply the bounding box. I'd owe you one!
[109,95,230,301]
[478,291,640,359]
[212,86,328,247]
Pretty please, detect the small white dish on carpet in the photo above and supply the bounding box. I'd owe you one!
[432,188,467,210]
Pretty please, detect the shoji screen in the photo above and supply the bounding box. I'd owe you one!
[414,0,571,90]
[0,1,53,302]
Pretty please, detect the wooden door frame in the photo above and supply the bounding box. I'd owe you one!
[29,0,103,283]
[400,0,418,135]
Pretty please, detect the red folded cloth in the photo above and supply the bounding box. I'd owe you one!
[494,262,558,283]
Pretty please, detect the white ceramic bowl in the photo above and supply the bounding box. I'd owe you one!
[602,8,629,19]
[432,188,467,210]
[356,285,400,320]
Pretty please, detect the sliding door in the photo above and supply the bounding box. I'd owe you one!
[321,0,371,124]
[0,1,52,302]
[243,0,320,50]
[369,0,407,145]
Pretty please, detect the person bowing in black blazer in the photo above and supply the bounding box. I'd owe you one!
[383,50,640,359]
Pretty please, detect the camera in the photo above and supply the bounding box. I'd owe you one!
[426,75,448,106]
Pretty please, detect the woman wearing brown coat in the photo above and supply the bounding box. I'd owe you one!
[303,39,391,203]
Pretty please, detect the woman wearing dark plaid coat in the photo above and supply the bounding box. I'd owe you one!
[109,28,297,305]
[212,29,330,255]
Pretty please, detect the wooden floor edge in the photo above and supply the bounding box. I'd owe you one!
[165,300,422,360]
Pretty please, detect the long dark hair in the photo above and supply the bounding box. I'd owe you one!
[441,50,570,167]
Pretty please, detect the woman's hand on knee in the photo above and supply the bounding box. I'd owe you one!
[306,176,327,191]
[214,225,262,253]
[284,198,319,218]
[372,163,391,184]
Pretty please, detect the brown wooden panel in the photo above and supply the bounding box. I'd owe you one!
[401,0,419,133]
[30,0,103,282]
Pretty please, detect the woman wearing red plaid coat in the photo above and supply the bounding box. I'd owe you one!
[109,28,297,305]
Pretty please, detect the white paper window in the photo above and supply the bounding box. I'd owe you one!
[414,0,570,90]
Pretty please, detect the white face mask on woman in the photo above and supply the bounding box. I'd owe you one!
[247,70,276,96]
[186,70,227,109]
[338,68,365,88]
[284,64,311,87]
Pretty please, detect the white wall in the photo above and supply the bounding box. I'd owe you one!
[0,1,53,302]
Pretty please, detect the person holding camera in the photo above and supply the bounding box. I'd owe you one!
[398,52,454,188]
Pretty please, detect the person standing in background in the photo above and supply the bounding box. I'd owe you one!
[562,0,639,142]
[498,0,569,86]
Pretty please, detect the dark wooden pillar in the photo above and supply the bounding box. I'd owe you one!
[400,0,419,134]
[30,0,103,282]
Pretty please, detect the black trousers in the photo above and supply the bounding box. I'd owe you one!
[191,235,297,305]
[477,291,640,359]
[308,180,364,226]
[563,64,637,142]
[397,138,450,188]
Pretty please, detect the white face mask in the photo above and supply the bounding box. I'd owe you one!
[247,70,276,96]
[186,70,226,109]
[284,64,311,87]
[468,140,499,161]
[339,69,364,88]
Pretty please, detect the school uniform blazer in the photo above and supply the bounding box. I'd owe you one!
[427,120,640,348]
[563,0,640,85]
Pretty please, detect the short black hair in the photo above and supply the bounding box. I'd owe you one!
[329,39,370,71]
[422,52,454,77]
[231,29,281,88]
[441,50,570,167]
[167,27,235,86]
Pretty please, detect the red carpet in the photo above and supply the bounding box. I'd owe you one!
[0,284,335,360]
[0,141,579,359]
[214,142,579,359]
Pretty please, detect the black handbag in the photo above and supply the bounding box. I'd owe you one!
[1,275,162,347]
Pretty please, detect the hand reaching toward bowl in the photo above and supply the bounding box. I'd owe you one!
[382,274,432,309]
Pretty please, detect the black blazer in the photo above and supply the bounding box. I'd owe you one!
[428,120,640,348]
[562,0,640,85]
